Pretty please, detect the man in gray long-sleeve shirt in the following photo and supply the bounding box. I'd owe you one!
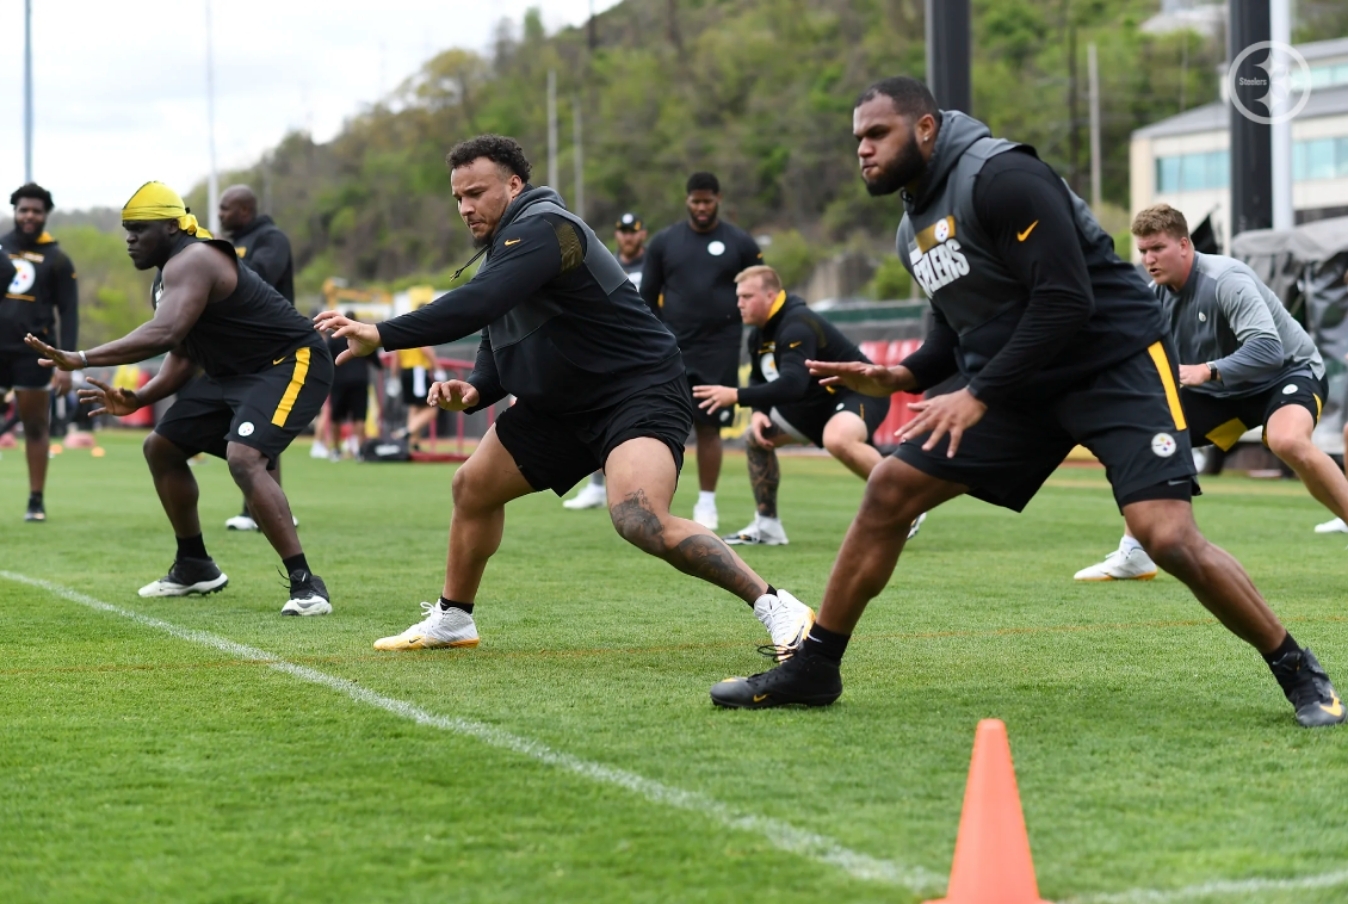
[1076,203,1348,581]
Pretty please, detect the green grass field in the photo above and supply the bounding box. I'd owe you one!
[2,430,1347,903]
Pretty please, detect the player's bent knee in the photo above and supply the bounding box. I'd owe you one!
[225,446,268,484]
[609,497,667,555]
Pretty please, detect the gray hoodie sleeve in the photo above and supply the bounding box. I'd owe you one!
[1207,269,1285,385]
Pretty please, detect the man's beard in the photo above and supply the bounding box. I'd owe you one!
[864,133,925,197]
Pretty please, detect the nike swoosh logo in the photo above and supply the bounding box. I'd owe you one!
[752,694,769,703]
[789,341,802,348]
[273,356,286,365]
[504,238,521,246]
[1017,221,1039,242]
[1320,695,1344,718]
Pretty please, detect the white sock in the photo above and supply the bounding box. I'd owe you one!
[1119,535,1144,555]
[698,491,716,507]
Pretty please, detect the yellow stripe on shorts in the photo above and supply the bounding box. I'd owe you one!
[271,347,311,428]
[1146,341,1187,431]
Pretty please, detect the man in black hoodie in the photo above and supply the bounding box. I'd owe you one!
[709,77,1345,729]
[218,184,297,532]
[317,134,814,659]
[2,183,78,522]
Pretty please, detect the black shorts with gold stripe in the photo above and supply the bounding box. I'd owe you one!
[769,389,890,449]
[892,339,1199,512]
[155,340,334,467]
[1181,370,1326,452]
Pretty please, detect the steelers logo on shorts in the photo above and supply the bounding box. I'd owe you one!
[1283,383,1299,395]
[717,408,732,425]
[1151,432,1177,457]
[238,422,256,437]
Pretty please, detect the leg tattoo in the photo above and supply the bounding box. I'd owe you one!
[746,441,780,518]
[610,489,666,556]
[611,489,763,599]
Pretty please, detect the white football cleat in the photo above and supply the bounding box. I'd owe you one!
[562,481,608,510]
[907,511,927,540]
[374,602,481,651]
[1073,547,1158,581]
[1314,517,1348,534]
[723,516,789,546]
[753,589,815,660]
[309,441,330,460]
[225,514,258,531]
[693,500,719,531]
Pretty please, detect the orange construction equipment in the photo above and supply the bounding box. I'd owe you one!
[925,719,1050,904]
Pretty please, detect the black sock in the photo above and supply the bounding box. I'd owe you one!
[439,597,474,614]
[177,533,208,561]
[803,623,850,663]
[1262,631,1300,665]
[283,553,310,577]
[28,491,43,506]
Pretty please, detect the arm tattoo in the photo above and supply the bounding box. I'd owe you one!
[746,441,780,518]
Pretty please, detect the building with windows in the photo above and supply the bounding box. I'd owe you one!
[1130,36,1348,251]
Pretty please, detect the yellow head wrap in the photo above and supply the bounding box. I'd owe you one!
[121,181,213,239]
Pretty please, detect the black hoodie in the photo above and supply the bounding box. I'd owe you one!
[377,187,684,414]
[229,215,294,303]
[2,229,78,355]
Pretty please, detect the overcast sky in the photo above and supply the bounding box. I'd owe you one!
[0,0,620,212]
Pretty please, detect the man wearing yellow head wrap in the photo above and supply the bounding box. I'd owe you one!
[25,181,336,617]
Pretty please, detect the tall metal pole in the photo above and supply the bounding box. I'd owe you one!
[547,70,559,194]
[924,0,971,114]
[206,0,221,235]
[1270,0,1294,230]
[24,0,34,182]
[1229,0,1273,238]
[1088,42,1102,210]
[572,97,584,219]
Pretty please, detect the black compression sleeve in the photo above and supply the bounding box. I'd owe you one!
[735,319,818,408]
[377,216,567,350]
[964,152,1095,404]
[899,310,960,391]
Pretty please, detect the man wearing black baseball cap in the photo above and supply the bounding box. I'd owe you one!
[564,211,652,510]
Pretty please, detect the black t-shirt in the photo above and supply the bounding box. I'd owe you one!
[640,220,762,349]
[901,150,1162,404]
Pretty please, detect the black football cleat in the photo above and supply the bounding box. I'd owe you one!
[282,571,332,617]
[710,651,843,709]
[138,557,229,598]
[1269,647,1346,728]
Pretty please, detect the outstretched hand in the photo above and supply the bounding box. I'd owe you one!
[426,379,480,412]
[78,378,141,417]
[313,311,381,364]
[897,387,987,458]
[806,359,905,397]
[691,384,738,414]
[24,333,83,371]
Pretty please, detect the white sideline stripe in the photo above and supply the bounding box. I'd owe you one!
[0,571,942,893]
[1063,868,1348,903]
[9,571,1346,904]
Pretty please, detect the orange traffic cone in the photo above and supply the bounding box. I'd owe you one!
[924,719,1049,904]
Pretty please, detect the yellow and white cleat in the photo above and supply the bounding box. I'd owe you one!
[374,601,480,651]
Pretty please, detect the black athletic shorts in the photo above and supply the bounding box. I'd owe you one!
[894,340,1199,512]
[682,341,740,428]
[400,368,432,408]
[1181,371,1326,451]
[495,376,694,496]
[770,389,891,448]
[330,382,369,422]
[0,352,51,391]
[155,342,334,467]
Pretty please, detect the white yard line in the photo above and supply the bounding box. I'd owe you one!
[6,569,1345,903]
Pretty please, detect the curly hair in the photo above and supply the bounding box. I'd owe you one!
[446,134,532,182]
[10,182,54,211]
